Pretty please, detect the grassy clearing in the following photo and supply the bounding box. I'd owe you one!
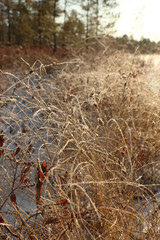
[0,51,160,239]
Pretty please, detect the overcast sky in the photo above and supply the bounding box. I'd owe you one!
[115,0,160,42]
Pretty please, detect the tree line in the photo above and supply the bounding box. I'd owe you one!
[0,0,118,51]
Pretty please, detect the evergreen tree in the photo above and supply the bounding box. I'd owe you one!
[2,0,16,44]
[31,0,61,48]
[101,0,118,34]
[81,0,118,48]
[13,0,33,45]
[0,1,6,43]
[62,0,67,47]
[81,0,95,49]
[60,10,85,48]
[0,0,119,49]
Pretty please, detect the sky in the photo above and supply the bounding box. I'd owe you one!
[60,0,160,42]
[115,0,160,42]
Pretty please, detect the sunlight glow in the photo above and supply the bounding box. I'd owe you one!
[115,0,160,42]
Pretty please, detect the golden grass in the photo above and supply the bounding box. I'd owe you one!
[0,51,160,239]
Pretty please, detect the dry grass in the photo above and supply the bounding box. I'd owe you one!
[0,51,160,239]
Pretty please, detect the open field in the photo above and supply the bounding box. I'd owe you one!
[0,50,160,239]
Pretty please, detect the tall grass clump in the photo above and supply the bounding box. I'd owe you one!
[0,51,160,239]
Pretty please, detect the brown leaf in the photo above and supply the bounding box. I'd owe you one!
[35,161,47,204]
[41,161,47,176]
[23,178,30,187]
[44,217,59,225]
[37,162,45,182]
[0,134,5,157]
[36,176,43,205]
[56,199,69,205]
[0,149,5,157]
[22,119,27,133]
[0,134,5,147]
[38,169,44,182]
[35,181,43,205]
[0,214,4,223]
[10,192,17,205]
[59,175,63,185]
[20,166,31,182]
[14,147,21,156]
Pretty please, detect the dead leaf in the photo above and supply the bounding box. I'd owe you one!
[10,192,17,205]
[56,199,69,205]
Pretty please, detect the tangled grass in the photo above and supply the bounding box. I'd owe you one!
[0,51,160,239]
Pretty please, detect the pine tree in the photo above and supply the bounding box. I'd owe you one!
[61,10,85,48]
[13,0,33,45]
[0,1,6,43]
[95,0,118,35]
[80,0,119,49]
[81,0,95,49]
[3,0,15,44]
[31,0,61,48]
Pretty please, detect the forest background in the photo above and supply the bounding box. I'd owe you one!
[1,0,160,60]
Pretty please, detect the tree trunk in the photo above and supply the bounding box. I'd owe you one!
[95,0,99,36]
[53,0,57,52]
[62,0,67,47]
[7,5,11,44]
[38,0,42,48]
[0,7,4,43]
[85,0,90,50]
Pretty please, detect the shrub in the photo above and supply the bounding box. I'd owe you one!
[0,52,159,239]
